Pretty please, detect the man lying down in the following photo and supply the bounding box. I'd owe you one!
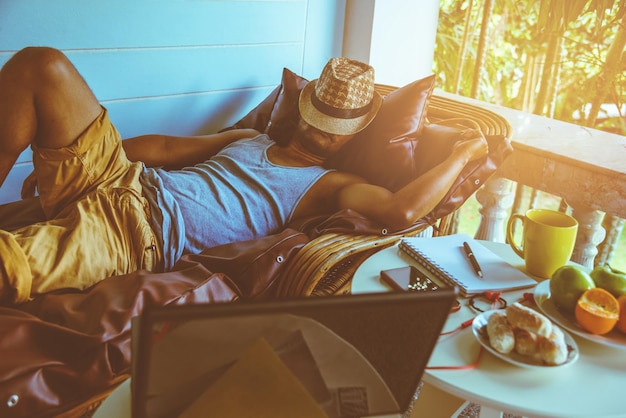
[0,47,487,304]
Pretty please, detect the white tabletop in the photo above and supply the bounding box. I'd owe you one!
[351,241,626,418]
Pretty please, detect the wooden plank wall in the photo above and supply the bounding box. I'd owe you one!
[0,0,345,204]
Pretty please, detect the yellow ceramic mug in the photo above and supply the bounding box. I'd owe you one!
[506,209,578,279]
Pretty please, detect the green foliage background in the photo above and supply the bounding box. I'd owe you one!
[435,0,625,132]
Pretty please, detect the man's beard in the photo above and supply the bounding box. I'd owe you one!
[294,125,332,159]
[301,139,330,158]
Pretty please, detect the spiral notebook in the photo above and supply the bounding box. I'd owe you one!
[399,233,536,296]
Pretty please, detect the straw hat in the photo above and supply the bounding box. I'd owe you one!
[298,57,382,135]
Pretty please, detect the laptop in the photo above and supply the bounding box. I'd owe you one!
[131,290,457,418]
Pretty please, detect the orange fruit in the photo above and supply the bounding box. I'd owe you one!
[574,288,619,335]
[617,294,626,334]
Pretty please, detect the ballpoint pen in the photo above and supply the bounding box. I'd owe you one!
[463,241,484,278]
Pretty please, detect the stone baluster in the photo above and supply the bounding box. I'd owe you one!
[570,208,606,270]
[595,215,624,267]
[474,177,515,243]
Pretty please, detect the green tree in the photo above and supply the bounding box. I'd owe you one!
[435,0,625,129]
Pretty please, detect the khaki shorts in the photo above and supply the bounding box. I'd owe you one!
[0,108,162,303]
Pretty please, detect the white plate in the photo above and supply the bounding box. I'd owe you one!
[472,310,579,368]
[533,280,626,349]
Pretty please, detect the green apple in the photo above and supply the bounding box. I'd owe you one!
[590,264,626,298]
[550,265,595,314]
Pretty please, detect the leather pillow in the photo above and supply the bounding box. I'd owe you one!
[222,67,307,145]
[325,74,437,191]
[353,74,436,141]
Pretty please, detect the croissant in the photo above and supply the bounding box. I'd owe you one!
[539,326,569,365]
[513,328,539,358]
[506,302,552,337]
[486,311,515,354]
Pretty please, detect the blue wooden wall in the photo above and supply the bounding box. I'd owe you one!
[0,0,346,204]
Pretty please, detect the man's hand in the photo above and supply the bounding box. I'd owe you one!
[451,135,489,163]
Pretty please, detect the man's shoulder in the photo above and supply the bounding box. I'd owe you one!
[295,169,368,219]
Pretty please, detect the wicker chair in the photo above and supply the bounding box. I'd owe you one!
[275,85,512,298]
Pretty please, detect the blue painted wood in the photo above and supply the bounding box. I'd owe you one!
[14,149,32,165]
[67,45,303,101]
[302,0,346,78]
[0,45,304,103]
[106,86,277,138]
[0,164,33,205]
[0,0,306,51]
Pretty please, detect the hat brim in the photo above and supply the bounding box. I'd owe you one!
[298,79,382,136]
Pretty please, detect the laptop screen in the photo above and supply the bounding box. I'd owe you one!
[131,290,456,418]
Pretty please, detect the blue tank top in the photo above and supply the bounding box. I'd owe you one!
[141,135,330,269]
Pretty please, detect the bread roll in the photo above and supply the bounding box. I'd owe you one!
[506,302,552,337]
[513,328,539,358]
[539,326,569,365]
[486,311,515,354]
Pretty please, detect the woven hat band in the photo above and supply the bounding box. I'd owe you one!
[310,90,373,119]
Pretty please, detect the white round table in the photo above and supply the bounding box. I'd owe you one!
[351,241,626,418]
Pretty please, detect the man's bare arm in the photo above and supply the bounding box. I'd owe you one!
[122,129,260,169]
[337,136,488,230]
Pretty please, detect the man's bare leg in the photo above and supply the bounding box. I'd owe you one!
[0,47,102,188]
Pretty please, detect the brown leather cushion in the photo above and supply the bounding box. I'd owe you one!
[358,75,436,140]
[222,69,437,190]
[222,67,307,145]
[326,75,436,191]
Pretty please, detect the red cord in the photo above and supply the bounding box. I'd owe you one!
[520,292,536,306]
[440,318,474,335]
[484,291,503,301]
[428,295,502,370]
